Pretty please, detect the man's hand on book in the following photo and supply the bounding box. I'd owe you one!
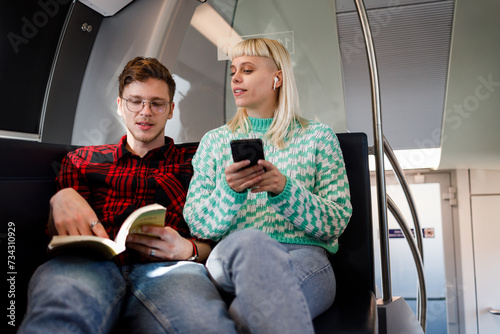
[49,188,110,239]
[126,226,192,261]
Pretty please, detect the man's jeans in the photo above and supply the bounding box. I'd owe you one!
[18,256,237,334]
[206,229,336,334]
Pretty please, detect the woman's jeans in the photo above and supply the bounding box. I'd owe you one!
[206,229,336,334]
[18,257,236,334]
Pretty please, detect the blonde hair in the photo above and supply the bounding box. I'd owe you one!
[227,38,308,148]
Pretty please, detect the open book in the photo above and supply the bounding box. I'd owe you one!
[48,203,166,260]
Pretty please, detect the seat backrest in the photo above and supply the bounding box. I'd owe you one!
[0,134,375,328]
[333,132,375,298]
[0,138,78,321]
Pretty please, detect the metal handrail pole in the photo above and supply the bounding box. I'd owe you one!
[353,0,392,301]
[387,195,427,332]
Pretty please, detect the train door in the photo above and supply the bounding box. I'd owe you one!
[371,170,459,334]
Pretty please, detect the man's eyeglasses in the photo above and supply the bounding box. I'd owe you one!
[123,98,171,114]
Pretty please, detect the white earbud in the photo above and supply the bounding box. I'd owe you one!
[273,76,279,90]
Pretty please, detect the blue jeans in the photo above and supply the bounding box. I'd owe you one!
[18,256,237,334]
[206,229,336,334]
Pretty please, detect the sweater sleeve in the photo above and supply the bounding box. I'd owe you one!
[268,126,352,241]
[183,130,247,241]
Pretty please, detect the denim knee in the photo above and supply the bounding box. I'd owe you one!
[20,256,125,334]
[123,262,237,334]
[28,256,125,296]
[212,229,284,258]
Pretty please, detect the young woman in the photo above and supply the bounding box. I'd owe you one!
[183,38,352,333]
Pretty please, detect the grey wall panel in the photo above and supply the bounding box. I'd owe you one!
[71,0,200,146]
[41,1,103,144]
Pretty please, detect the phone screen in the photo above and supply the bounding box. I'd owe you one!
[230,139,265,167]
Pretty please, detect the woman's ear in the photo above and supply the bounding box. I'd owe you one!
[274,70,283,90]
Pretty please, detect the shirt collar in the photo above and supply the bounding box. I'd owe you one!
[113,135,175,162]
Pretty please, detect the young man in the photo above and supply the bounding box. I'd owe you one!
[19,57,237,334]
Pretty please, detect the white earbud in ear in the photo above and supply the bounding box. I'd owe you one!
[273,76,279,90]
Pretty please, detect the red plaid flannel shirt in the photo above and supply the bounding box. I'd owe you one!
[55,135,197,265]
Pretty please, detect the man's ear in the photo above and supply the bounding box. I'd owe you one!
[167,102,175,120]
[117,97,123,116]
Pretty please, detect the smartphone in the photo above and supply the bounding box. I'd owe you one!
[230,138,265,168]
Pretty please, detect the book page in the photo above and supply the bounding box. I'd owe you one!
[114,203,166,246]
[48,235,125,260]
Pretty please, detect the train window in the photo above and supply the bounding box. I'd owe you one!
[0,0,72,138]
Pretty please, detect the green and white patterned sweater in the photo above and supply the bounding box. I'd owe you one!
[183,117,352,253]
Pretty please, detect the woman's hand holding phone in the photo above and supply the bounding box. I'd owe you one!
[227,139,286,194]
[250,160,287,195]
[225,161,265,193]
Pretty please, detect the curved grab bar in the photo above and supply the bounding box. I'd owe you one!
[383,136,424,259]
[387,195,427,332]
[383,136,425,320]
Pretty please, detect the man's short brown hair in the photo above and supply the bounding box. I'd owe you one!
[118,57,176,101]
